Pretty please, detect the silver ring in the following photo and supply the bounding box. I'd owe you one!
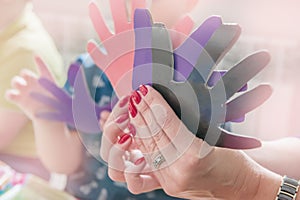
[153,153,166,169]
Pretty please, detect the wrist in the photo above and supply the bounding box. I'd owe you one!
[253,168,282,200]
[212,150,282,200]
[207,148,267,199]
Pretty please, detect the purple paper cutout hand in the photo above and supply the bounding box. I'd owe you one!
[208,70,247,92]
[31,63,111,134]
[133,11,253,124]
[173,16,222,82]
[208,70,247,122]
[132,9,273,149]
[132,15,222,90]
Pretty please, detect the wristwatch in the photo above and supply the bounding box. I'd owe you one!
[277,176,299,200]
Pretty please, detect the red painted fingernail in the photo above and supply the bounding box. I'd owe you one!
[139,85,148,96]
[128,99,137,118]
[115,113,128,124]
[134,157,145,165]
[131,91,141,104]
[118,134,131,144]
[128,124,136,136]
[119,96,129,108]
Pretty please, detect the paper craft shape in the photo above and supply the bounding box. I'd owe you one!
[32,1,194,134]
[31,5,272,147]
[87,1,194,97]
[132,9,272,149]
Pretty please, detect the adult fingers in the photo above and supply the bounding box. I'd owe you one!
[100,96,131,162]
[129,86,196,174]
[99,110,111,130]
[107,134,133,182]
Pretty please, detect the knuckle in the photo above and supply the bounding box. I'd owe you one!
[127,184,142,195]
[147,119,161,135]
[103,125,110,136]
[161,111,174,130]
[134,138,144,149]
[152,131,166,147]
[147,140,158,153]
[103,121,116,136]
[108,169,123,182]
[136,100,149,115]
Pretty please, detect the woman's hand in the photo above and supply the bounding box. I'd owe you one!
[102,85,282,200]
[100,95,146,182]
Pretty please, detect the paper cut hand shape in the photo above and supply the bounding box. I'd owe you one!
[132,9,272,149]
[31,1,193,134]
[32,63,111,134]
[87,0,194,97]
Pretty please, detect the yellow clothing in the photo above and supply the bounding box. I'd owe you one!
[0,3,66,158]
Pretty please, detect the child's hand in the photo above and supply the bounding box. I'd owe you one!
[5,57,54,120]
[31,63,111,134]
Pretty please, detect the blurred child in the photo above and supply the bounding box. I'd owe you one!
[0,0,66,179]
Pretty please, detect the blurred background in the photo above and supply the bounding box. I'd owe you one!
[32,0,300,141]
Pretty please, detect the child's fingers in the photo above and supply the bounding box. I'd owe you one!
[5,89,20,103]
[10,76,26,91]
[34,56,54,80]
[107,134,133,182]
[20,69,38,87]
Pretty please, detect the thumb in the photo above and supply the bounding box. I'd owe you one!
[34,56,54,81]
